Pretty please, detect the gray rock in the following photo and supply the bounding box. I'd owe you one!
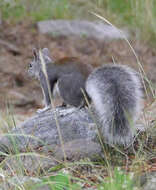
[142,172,156,190]
[2,155,56,176]
[0,176,42,190]
[0,107,97,155]
[0,106,147,160]
[134,172,156,190]
[37,20,128,40]
[54,139,102,161]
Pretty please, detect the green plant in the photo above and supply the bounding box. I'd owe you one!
[0,0,72,22]
[32,173,81,190]
[98,168,134,190]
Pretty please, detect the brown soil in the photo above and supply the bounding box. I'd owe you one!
[0,21,156,120]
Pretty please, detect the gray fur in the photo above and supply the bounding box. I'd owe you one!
[28,48,52,79]
[28,48,53,109]
[86,64,144,146]
[28,48,92,112]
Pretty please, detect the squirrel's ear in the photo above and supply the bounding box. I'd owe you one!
[32,48,38,60]
[42,48,52,63]
[42,48,50,57]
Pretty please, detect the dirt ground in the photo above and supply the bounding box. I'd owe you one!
[0,21,156,122]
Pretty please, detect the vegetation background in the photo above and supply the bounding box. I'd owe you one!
[1,0,156,44]
[0,0,156,190]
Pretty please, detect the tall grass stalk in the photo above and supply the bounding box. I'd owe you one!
[82,89,113,178]
[91,12,155,100]
[39,50,67,163]
[92,0,156,43]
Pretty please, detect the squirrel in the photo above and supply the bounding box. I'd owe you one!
[28,48,144,146]
[28,48,93,112]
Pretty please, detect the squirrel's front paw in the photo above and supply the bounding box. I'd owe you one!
[36,106,51,114]
[59,107,77,117]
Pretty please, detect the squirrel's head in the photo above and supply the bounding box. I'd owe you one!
[28,48,52,79]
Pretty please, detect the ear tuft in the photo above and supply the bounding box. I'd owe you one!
[41,48,52,63]
[42,48,50,56]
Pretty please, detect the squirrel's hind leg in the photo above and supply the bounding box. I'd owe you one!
[58,100,86,117]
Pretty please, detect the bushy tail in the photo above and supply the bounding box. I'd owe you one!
[85,65,144,146]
